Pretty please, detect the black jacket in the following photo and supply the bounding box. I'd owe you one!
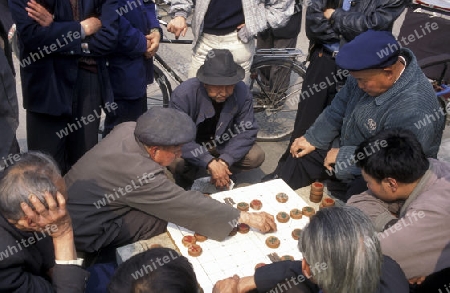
[254,255,410,293]
[9,0,118,116]
[0,215,89,292]
[305,0,406,45]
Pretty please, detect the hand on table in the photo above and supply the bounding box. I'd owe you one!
[213,275,239,293]
[290,136,316,158]
[26,0,53,27]
[208,159,232,189]
[239,211,277,233]
[324,148,339,171]
[167,16,188,39]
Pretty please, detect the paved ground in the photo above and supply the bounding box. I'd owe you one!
[13,8,450,189]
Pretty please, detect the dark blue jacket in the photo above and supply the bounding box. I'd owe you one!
[9,0,119,116]
[109,0,160,100]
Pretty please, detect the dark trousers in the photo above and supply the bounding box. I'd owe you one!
[85,209,167,266]
[279,149,367,202]
[26,68,102,174]
[256,30,299,92]
[103,96,147,137]
[0,46,20,169]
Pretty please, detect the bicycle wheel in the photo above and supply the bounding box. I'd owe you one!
[249,58,306,141]
[147,65,172,108]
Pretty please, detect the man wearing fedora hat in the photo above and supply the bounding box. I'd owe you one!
[63,107,276,259]
[170,49,265,189]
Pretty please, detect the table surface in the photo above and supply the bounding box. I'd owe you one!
[167,179,314,293]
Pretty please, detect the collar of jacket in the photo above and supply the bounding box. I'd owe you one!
[375,48,416,106]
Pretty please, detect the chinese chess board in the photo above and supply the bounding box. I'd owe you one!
[167,179,312,292]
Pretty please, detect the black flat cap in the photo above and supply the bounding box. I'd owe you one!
[336,30,400,71]
[134,107,196,146]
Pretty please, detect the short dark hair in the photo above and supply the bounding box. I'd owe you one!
[108,248,198,293]
[355,128,429,183]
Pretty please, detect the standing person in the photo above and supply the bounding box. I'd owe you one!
[103,0,162,136]
[9,0,119,174]
[167,0,295,81]
[397,0,450,99]
[262,0,407,181]
[169,49,264,189]
[0,0,20,171]
[255,0,302,92]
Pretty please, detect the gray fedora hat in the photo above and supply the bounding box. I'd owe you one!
[196,49,245,85]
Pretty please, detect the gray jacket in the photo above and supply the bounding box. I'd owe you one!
[65,122,240,252]
[170,0,294,46]
[348,159,450,278]
[304,48,445,180]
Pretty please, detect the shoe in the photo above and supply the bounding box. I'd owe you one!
[261,172,278,182]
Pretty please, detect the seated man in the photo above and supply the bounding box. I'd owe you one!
[214,206,409,293]
[347,128,450,284]
[272,30,445,201]
[108,247,198,292]
[65,107,276,257]
[0,152,89,292]
[169,49,265,189]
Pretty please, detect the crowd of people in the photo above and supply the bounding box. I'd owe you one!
[0,0,449,292]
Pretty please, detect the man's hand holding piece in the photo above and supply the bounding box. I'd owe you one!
[213,275,240,293]
[239,211,277,233]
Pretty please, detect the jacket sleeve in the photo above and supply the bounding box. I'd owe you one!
[329,0,406,41]
[169,86,216,168]
[83,0,119,56]
[305,0,340,44]
[115,2,160,56]
[219,85,259,167]
[169,0,194,18]
[347,192,398,231]
[258,0,295,29]
[303,77,356,150]
[8,0,82,54]
[124,171,240,241]
[254,260,318,293]
[52,265,90,293]
[0,231,89,293]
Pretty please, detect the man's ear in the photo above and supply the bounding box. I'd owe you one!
[383,177,398,192]
[302,258,312,278]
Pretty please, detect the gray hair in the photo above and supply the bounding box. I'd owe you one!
[298,206,382,293]
[0,152,61,220]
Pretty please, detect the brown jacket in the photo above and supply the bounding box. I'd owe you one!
[348,159,450,278]
[65,122,239,252]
